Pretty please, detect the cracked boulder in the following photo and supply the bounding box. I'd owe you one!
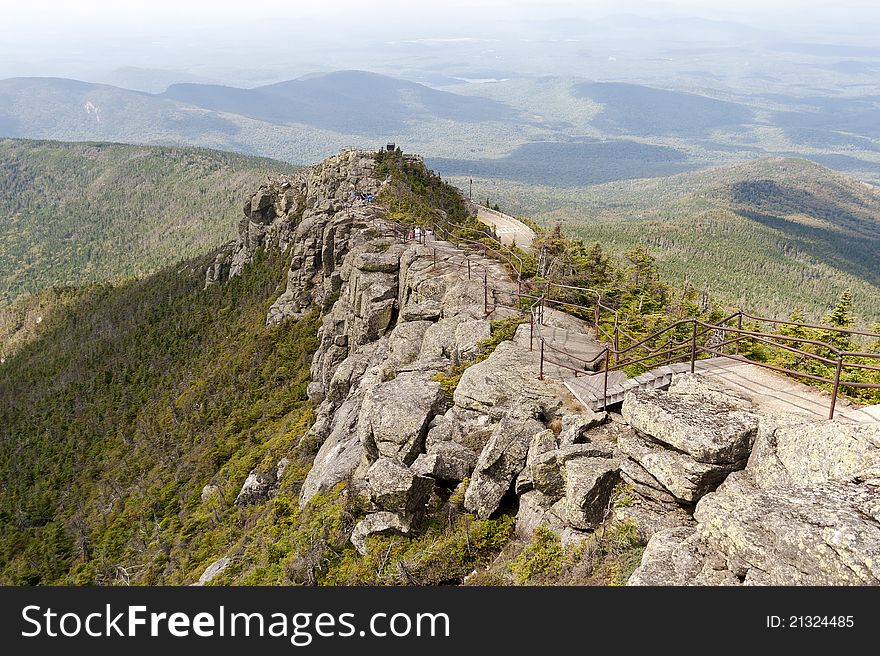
[350,512,412,556]
[617,430,746,504]
[622,387,760,465]
[453,341,564,420]
[411,441,478,483]
[558,411,607,446]
[358,372,446,465]
[694,471,880,585]
[366,458,434,517]
[464,403,546,518]
[561,457,621,530]
[749,417,880,489]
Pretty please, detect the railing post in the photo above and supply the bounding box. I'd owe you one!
[539,340,545,381]
[467,258,471,280]
[432,248,436,270]
[603,348,610,410]
[690,319,698,373]
[736,311,743,355]
[594,302,600,336]
[613,314,620,356]
[530,311,534,351]
[829,355,843,420]
[483,273,488,316]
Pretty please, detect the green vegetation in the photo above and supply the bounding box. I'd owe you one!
[737,290,880,405]
[507,217,879,404]
[0,138,295,304]
[471,518,643,586]
[0,154,521,586]
[0,247,320,584]
[509,525,564,583]
[0,286,84,362]
[375,147,473,228]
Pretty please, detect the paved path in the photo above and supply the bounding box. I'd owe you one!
[563,356,878,424]
[476,207,536,250]
[420,221,879,425]
[695,357,879,424]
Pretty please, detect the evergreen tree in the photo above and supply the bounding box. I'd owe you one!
[822,290,855,350]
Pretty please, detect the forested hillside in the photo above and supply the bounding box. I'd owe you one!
[0,250,325,584]
[454,158,880,322]
[0,139,294,304]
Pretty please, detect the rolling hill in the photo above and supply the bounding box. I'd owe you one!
[0,139,295,304]
[3,72,880,189]
[449,158,880,322]
[163,70,517,135]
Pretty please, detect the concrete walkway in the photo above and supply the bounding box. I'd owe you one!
[694,357,879,424]
[476,207,536,249]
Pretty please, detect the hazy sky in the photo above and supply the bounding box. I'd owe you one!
[2,0,879,84]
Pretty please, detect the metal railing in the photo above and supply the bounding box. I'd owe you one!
[371,205,880,420]
[528,295,880,419]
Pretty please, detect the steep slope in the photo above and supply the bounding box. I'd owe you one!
[0,248,321,585]
[2,149,876,589]
[0,150,516,586]
[0,139,294,303]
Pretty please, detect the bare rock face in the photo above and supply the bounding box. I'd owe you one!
[299,391,366,504]
[526,430,563,498]
[206,150,383,329]
[558,411,607,446]
[695,471,880,585]
[420,315,469,360]
[454,319,491,361]
[622,387,760,465]
[411,441,478,483]
[358,372,446,465]
[561,457,621,530]
[628,382,880,586]
[749,417,880,489]
[627,527,711,586]
[453,341,564,420]
[400,300,442,322]
[464,403,546,518]
[366,458,434,517]
[234,457,289,506]
[618,379,759,511]
[351,512,412,556]
[617,430,745,504]
[515,490,566,540]
[386,321,432,368]
[193,556,231,586]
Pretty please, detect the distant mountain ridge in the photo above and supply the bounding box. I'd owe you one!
[163,70,516,134]
[0,138,295,304]
[549,157,880,321]
[0,70,517,147]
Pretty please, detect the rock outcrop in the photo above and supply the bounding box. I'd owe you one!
[209,149,880,587]
[465,403,547,518]
[618,377,759,506]
[629,410,880,586]
[358,373,446,465]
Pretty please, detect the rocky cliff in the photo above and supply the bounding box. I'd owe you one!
[202,149,880,586]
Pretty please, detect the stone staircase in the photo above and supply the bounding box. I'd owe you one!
[529,324,607,373]
[565,361,715,411]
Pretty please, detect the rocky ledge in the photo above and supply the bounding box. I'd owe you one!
[203,150,880,586]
